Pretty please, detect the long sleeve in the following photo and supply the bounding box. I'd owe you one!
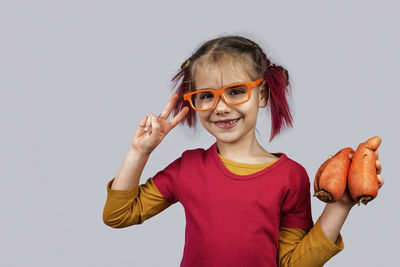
[103,152,345,266]
[278,217,344,267]
[219,152,345,266]
[102,177,173,228]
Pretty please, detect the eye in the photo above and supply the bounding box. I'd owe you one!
[230,89,245,95]
[199,92,214,100]
[227,85,247,95]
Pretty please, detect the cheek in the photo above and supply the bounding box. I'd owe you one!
[198,111,210,125]
[238,105,259,127]
[239,100,259,117]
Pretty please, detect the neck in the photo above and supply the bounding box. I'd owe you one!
[216,133,267,162]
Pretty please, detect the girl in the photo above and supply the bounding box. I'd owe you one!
[103,35,384,267]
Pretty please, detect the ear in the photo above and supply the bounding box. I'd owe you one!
[258,81,268,108]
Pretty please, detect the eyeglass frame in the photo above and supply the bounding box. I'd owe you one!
[183,78,264,111]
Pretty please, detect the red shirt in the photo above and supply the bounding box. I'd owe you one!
[152,142,314,267]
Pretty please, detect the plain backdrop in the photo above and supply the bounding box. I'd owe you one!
[1,0,399,266]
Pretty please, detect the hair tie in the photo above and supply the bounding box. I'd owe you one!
[185,59,191,68]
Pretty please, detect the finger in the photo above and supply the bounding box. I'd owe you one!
[134,116,148,138]
[139,116,147,127]
[150,115,162,138]
[377,175,384,189]
[159,93,179,120]
[328,154,333,159]
[144,114,154,132]
[376,159,382,175]
[168,106,189,129]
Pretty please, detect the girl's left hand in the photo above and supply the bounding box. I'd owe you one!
[328,150,384,209]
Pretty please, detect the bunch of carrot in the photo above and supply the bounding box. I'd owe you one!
[313,136,381,205]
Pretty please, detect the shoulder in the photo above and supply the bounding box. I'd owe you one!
[279,154,310,184]
[285,156,308,175]
[160,146,208,171]
[172,147,207,166]
[180,146,207,159]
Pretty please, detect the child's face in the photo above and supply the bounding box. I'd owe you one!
[194,59,267,146]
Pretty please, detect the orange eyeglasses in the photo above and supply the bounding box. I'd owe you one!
[183,78,264,111]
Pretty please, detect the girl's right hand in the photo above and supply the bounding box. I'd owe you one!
[131,93,189,155]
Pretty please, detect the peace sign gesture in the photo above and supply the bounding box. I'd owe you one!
[131,93,189,155]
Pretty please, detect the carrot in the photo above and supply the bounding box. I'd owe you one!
[314,147,354,203]
[348,136,381,205]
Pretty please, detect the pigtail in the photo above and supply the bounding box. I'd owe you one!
[264,63,294,142]
[171,60,197,127]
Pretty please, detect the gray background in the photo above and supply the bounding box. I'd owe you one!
[1,0,398,266]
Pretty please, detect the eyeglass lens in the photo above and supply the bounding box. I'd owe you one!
[191,84,249,110]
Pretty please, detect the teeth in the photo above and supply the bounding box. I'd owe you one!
[219,119,238,124]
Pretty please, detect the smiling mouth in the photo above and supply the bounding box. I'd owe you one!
[213,118,241,127]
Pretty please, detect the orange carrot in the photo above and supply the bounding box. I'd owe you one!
[348,136,381,205]
[314,147,354,203]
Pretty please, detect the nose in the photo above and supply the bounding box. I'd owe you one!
[214,96,231,114]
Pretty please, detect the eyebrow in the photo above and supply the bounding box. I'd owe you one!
[196,82,242,91]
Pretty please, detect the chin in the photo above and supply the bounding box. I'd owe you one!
[214,134,242,144]
[202,122,244,143]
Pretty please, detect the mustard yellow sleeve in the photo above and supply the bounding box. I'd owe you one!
[278,217,344,267]
[102,177,173,228]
